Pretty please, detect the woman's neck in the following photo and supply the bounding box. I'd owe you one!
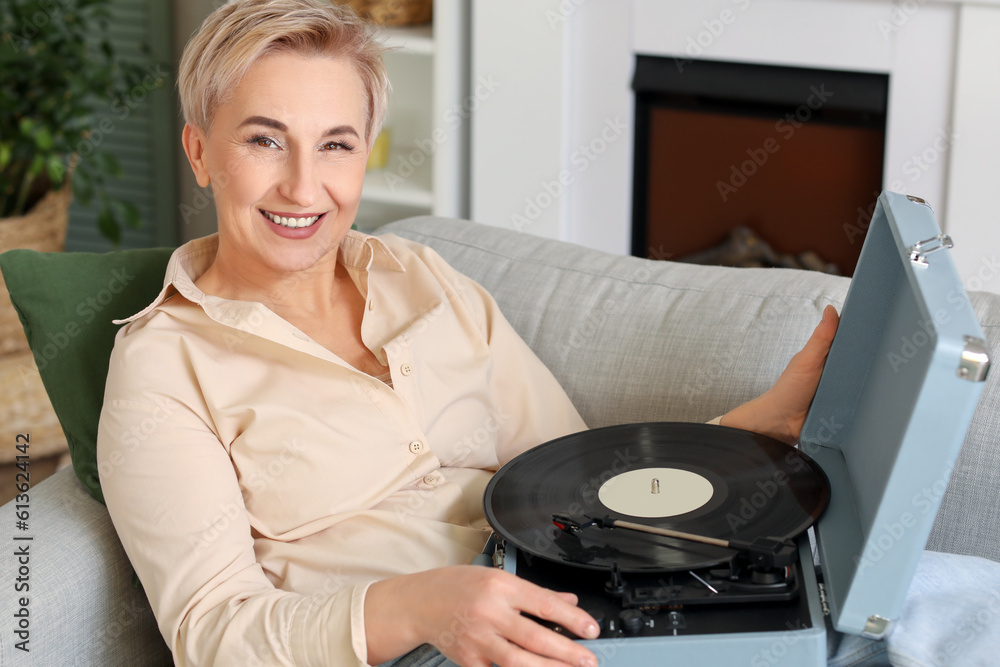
[195,251,350,319]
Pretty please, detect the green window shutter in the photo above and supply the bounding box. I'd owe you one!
[66,0,177,252]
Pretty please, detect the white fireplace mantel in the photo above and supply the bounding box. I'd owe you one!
[470,0,1000,294]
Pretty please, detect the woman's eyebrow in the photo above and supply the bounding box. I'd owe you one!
[238,116,359,139]
[238,115,287,131]
[322,124,360,139]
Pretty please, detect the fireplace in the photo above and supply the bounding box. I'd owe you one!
[631,56,888,276]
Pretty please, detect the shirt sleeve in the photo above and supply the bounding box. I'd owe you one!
[98,331,372,667]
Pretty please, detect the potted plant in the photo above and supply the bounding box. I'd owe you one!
[0,0,165,467]
[0,0,165,249]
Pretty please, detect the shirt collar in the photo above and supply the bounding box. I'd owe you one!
[115,229,405,325]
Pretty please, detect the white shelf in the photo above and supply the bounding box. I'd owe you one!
[379,24,434,55]
[356,0,469,230]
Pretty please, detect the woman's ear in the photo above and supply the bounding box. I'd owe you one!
[182,123,212,188]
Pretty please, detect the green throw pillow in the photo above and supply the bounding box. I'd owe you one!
[0,247,174,504]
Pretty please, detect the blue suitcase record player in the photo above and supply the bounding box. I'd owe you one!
[483,191,991,665]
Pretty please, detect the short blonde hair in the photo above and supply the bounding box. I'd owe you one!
[178,0,389,145]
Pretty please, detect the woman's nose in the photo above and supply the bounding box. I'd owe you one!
[278,152,319,206]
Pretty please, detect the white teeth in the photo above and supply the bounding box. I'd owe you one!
[262,210,321,228]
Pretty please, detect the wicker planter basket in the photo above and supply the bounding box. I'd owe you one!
[341,0,432,26]
[0,182,72,464]
[0,182,72,356]
[0,350,67,463]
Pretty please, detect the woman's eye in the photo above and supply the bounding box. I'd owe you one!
[323,141,355,152]
[248,136,276,148]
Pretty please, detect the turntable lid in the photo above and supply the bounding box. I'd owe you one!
[800,191,990,638]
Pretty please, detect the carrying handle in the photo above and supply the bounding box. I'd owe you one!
[908,234,953,266]
[904,196,953,266]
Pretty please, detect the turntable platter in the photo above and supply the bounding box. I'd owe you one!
[484,422,830,572]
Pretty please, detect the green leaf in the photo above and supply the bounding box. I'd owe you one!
[97,205,121,246]
[46,154,66,185]
[18,117,34,134]
[0,143,11,170]
[26,153,45,177]
[120,200,142,229]
[34,126,53,150]
[102,152,121,177]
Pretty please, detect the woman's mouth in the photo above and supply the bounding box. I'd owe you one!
[260,209,323,229]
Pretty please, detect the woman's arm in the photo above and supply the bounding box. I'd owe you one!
[99,395,369,666]
[364,566,599,667]
[98,331,375,666]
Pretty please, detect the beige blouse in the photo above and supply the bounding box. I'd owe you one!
[97,230,586,667]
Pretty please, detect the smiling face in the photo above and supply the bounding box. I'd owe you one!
[183,51,369,281]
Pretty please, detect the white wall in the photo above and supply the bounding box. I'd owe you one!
[945,5,1000,295]
[470,1,568,240]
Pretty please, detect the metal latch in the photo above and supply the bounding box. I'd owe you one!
[862,615,894,640]
[959,336,991,382]
[908,234,954,266]
[492,539,505,569]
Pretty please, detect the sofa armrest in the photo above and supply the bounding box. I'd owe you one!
[924,298,1000,558]
[0,466,171,666]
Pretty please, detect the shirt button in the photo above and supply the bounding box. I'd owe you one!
[368,300,375,311]
[423,474,439,486]
[409,440,424,454]
[400,363,413,376]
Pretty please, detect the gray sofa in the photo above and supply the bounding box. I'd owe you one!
[2,216,998,666]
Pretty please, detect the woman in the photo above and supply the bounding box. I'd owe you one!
[97,1,840,665]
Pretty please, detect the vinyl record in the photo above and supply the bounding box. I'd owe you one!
[484,422,830,572]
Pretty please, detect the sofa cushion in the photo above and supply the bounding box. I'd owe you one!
[0,247,173,504]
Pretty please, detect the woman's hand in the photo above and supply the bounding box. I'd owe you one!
[365,565,599,667]
[720,305,840,444]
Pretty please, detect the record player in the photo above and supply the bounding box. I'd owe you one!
[483,191,991,665]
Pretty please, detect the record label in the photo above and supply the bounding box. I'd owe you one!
[597,467,714,518]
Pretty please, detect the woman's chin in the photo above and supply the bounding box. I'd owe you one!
[269,239,346,276]
[263,250,336,277]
